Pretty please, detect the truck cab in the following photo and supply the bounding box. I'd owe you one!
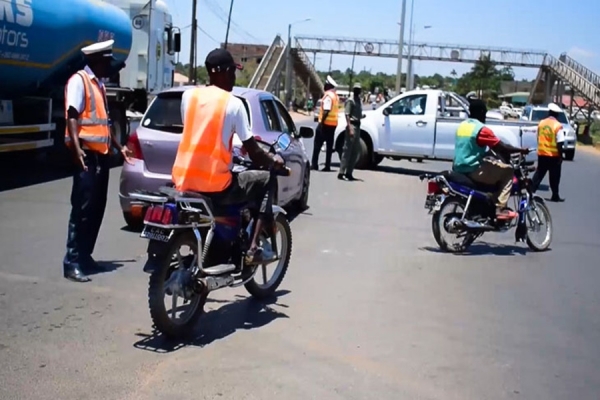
[334,89,538,169]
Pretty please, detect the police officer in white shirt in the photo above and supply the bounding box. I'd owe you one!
[63,40,131,282]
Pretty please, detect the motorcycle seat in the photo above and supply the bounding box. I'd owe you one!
[441,171,497,193]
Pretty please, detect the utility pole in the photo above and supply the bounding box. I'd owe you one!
[188,0,198,83]
[395,0,407,94]
[224,0,234,49]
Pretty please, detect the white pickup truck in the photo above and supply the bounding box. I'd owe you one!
[333,89,539,169]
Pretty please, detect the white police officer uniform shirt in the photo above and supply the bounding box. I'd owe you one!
[65,66,106,113]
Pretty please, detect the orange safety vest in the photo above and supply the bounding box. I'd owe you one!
[172,86,233,193]
[64,70,110,154]
[537,117,562,157]
[318,90,339,126]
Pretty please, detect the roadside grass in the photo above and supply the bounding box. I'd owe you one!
[577,122,600,150]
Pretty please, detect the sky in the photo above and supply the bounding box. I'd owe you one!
[163,0,599,81]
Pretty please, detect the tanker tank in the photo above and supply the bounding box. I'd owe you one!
[0,0,133,97]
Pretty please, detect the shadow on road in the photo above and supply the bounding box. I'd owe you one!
[0,154,123,193]
[421,242,528,256]
[86,258,138,276]
[132,290,290,353]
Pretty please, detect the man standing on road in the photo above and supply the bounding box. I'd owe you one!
[63,40,132,282]
[531,103,566,202]
[311,75,339,172]
[338,82,364,181]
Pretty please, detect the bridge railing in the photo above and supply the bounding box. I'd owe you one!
[249,35,283,88]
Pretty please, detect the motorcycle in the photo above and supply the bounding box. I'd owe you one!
[129,133,294,339]
[419,149,553,253]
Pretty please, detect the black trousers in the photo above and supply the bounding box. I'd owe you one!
[532,156,562,197]
[63,151,110,272]
[311,124,336,169]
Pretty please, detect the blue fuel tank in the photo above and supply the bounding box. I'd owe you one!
[0,0,132,97]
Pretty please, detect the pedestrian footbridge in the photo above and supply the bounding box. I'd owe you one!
[248,35,324,101]
[529,54,600,110]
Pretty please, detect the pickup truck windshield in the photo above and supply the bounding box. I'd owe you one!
[531,109,568,124]
[141,92,251,134]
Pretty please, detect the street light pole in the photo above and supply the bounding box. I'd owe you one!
[284,18,311,109]
[406,0,415,90]
[395,0,407,94]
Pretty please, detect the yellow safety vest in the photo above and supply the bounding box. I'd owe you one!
[318,90,339,126]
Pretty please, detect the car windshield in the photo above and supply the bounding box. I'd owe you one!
[141,92,251,133]
[531,109,568,124]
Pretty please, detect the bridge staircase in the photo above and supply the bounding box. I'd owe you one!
[529,54,600,109]
[248,35,286,93]
[290,40,324,100]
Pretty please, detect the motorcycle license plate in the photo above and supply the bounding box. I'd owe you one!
[424,195,442,212]
[141,226,173,242]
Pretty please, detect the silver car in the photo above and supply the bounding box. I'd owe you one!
[119,86,314,227]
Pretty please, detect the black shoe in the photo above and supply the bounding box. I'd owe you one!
[64,268,91,283]
[321,167,332,172]
[337,174,347,181]
[345,175,356,181]
[311,165,319,171]
[550,196,565,202]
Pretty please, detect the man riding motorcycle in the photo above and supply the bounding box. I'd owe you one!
[172,48,284,264]
[452,98,529,220]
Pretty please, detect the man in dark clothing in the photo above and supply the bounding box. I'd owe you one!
[338,82,364,181]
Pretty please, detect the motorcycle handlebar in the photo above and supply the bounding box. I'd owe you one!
[233,155,291,176]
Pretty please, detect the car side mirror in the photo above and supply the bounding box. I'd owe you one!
[173,32,181,53]
[298,126,314,139]
[382,106,392,116]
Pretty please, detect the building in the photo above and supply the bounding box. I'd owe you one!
[220,43,269,65]
[173,72,189,87]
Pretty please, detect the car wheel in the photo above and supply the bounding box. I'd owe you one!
[296,165,310,210]
[564,149,575,161]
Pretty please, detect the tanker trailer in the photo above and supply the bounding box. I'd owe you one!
[0,0,180,158]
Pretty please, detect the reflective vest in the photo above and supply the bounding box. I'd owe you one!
[453,118,486,174]
[318,90,339,126]
[172,86,233,193]
[537,117,561,157]
[64,70,110,154]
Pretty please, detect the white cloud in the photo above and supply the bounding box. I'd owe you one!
[567,47,595,59]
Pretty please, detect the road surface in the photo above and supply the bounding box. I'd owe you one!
[1,126,599,400]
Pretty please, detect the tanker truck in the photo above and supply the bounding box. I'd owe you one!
[0,0,181,157]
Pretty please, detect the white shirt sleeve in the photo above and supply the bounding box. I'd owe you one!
[180,89,192,123]
[556,128,566,143]
[65,74,85,113]
[225,96,253,142]
[322,96,333,111]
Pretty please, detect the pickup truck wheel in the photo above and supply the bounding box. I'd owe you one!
[564,149,575,161]
[373,154,384,166]
[354,137,370,170]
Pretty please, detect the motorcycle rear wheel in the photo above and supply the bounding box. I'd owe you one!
[432,198,477,253]
[148,232,207,339]
[525,198,553,251]
[245,214,292,299]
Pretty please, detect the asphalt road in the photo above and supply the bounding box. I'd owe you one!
[1,123,600,400]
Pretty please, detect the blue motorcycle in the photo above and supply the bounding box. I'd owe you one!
[419,149,553,253]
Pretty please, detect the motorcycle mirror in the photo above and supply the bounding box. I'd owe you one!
[276,133,291,151]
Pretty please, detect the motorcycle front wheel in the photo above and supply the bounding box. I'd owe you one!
[525,198,553,251]
[432,198,477,253]
[244,214,292,299]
